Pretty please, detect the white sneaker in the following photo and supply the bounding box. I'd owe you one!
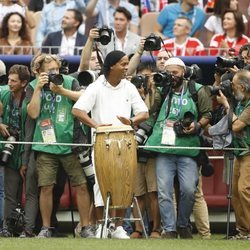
[111,226,130,239]
[95,224,109,239]
[74,222,81,237]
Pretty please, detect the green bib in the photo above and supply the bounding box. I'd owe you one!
[0,89,27,170]
[233,100,250,156]
[31,75,75,155]
[146,83,202,157]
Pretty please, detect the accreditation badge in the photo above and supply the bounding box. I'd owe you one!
[56,106,67,123]
[161,120,176,146]
[39,118,56,143]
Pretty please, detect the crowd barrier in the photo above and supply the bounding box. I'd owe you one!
[0,55,227,209]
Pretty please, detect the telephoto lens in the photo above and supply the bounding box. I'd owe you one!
[1,135,16,165]
[78,148,95,189]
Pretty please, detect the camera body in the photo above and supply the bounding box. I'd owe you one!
[173,111,195,137]
[184,64,202,82]
[144,33,161,51]
[135,122,153,145]
[95,26,113,45]
[48,71,64,86]
[216,56,245,70]
[208,79,232,98]
[153,71,173,87]
[1,128,19,165]
[131,75,148,93]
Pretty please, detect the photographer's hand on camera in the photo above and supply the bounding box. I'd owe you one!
[37,72,49,90]
[183,121,201,135]
[89,28,100,42]
[0,123,10,138]
[216,90,230,112]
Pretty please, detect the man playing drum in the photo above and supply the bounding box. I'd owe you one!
[72,50,149,239]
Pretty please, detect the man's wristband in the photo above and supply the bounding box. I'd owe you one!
[129,119,134,127]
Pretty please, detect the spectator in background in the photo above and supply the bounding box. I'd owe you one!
[99,6,141,57]
[205,0,248,45]
[28,0,52,12]
[41,9,87,56]
[209,10,249,56]
[85,0,139,34]
[154,0,205,40]
[0,12,33,55]
[161,16,206,56]
[0,0,35,29]
[36,0,89,47]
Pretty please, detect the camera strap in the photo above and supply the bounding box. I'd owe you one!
[94,42,104,71]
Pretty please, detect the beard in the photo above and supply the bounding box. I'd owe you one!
[234,89,245,101]
[172,75,183,89]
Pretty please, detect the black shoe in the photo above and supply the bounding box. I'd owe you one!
[51,228,68,238]
[161,231,178,239]
[177,227,193,239]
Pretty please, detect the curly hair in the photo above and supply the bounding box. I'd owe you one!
[0,12,31,41]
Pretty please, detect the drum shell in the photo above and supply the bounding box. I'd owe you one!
[94,126,137,209]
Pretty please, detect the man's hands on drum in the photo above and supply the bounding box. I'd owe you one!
[117,116,131,126]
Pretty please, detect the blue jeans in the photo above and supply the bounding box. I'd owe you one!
[0,167,4,225]
[156,154,199,232]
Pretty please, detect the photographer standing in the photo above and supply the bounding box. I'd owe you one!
[26,54,93,238]
[146,57,212,239]
[0,65,30,237]
[217,70,250,240]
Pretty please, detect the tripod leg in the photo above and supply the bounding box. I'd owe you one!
[67,178,75,238]
[134,196,148,239]
[226,153,234,240]
[101,192,110,239]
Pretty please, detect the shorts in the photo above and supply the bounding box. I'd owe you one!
[134,158,158,196]
[36,152,86,187]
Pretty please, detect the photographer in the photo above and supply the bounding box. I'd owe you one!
[26,54,93,238]
[216,70,250,240]
[99,6,141,57]
[146,57,212,239]
[130,61,161,239]
[0,65,30,237]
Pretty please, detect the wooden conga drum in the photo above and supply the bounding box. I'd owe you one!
[94,125,137,209]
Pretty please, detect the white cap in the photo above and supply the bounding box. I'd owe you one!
[165,57,186,69]
[0,60,6,77]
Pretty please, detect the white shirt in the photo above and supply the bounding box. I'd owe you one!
[0,4,25,25]
[73,75,148,125]
[60,31,77,56]
[205,14,248,34]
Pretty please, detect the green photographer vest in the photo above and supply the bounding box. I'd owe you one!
[146,82,202,157]
[233,100,250,157]
[0,89,27,170]
[30,75,75,155]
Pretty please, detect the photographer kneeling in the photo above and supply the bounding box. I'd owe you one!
[146,57,212,239]
[216,70,250,240]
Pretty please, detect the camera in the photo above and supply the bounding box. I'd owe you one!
[131,75,148,93]
[1,128,19,165]
[184,64,202,82]
[153,71,173,87]
[48,71,64,86]
[6,203,25,236]
[144,33,161,51]
[173,111,195,137]
[216,56,245,70]
[77,70,99,87]
[77,148,95,188]
[135,122,153,145]
[208,79,232,98]
[95,26,113,45]
[59,58,69,74]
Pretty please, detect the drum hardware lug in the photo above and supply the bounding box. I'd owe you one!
[117,140,121,155]
[127,140,132,148]
[105,139,111,149]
